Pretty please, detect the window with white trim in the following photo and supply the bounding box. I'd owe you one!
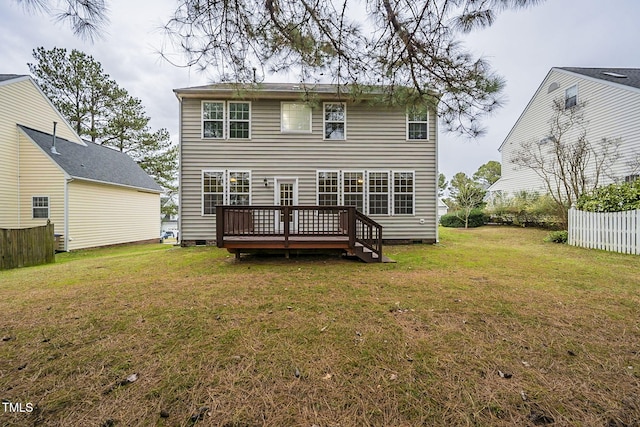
[393,172,414,215]
[202,170,251,215]
[228,102,251,139]
[202,101,251,139]
[229,171,250,205]
[407,107,429,140]
[32,196,49,219]
[343,172,364,212]
[565,85,577,109]
[315,170,415,216]
[281,102,312,133]
[368,172,390,215]
[202,101,225,138]
[203,171,224,214]
[324,102,346,140]
[317,171,339,205]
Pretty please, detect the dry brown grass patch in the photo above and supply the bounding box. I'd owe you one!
[1,227,639,426]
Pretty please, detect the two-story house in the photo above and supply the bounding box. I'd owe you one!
[0,74,162,251]
[174,83,439,261]
[489,67,640,198]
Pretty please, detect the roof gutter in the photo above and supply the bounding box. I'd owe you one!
[68,176,163,194]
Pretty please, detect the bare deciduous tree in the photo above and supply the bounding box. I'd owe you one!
[511,98,621,226]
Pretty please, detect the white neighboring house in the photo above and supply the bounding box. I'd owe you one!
[438,198,449,218]
[489,67,640,198]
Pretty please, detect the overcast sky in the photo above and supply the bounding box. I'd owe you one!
[2,0,640,182]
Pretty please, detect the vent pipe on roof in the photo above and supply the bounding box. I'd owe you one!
[51,121,60,155]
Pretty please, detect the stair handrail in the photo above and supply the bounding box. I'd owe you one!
[354,210,383,262]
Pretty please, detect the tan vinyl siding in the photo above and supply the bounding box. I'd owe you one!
[0,78,81,228]
[496,69,640,195]
[17,133,66,235]
[67,180,160,250]
[180,97,438,242]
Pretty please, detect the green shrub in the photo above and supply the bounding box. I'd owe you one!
[440,209,488,228]
[544,230,568,244]
[485,191,563,227]
[577,180,640,212]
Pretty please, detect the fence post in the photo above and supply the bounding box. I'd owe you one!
[568,206,575,246]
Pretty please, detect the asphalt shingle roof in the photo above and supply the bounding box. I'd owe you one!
[19,125,162,193]
[558,67,640,90]
[0,74,27,83]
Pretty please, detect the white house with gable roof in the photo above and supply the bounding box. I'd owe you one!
[490,67,640,198]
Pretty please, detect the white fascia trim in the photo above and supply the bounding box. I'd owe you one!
[70,177,163,194]
[496,68,556,153]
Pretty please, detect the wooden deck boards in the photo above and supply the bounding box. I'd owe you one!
[222,235,351,250]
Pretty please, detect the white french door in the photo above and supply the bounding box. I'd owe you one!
[274,178,298,233]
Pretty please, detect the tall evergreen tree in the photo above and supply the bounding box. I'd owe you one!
[29,47,114,142]
[473,160,501,188]
[28,47,177,190]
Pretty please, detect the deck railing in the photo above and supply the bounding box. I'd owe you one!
[355,211,383,258]
[216,205,382,260]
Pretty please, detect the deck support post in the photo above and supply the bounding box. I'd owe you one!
[283,206,290,248]
[348,207,356,248]
[216,206,224,247]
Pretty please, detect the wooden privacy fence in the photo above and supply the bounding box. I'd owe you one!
[568,207,640,255]
[0,222,56,270]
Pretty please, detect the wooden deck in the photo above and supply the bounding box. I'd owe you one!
[216,206,390,262]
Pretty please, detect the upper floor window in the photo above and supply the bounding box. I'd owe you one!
[407,107,429,140]
[281,102,312,133]
[203,101,225,138]
[324,103,346,140]
[202,101,251,139]
[565,85,578,109]
[32,196,49,219]
[228,102,251,139]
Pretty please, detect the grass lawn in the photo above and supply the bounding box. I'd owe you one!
[1,226,639,426]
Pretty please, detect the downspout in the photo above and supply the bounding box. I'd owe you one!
[177,94,183,246]
[434,109,440,243]
[64,178,72,251]
[17,126,20,228]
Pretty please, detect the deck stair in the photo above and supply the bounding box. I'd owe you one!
[352,242,396,263]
